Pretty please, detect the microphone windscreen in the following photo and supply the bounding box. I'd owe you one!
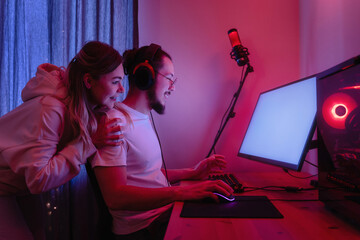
[228,28,241,48]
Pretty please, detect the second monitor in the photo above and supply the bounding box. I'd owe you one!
[238,76,317,171]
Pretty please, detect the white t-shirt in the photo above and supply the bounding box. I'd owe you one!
[91,102,172,235]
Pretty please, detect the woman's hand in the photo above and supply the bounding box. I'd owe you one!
[191,154,227,180]
[92,114,124,148]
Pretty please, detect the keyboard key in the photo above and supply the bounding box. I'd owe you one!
[209,173,243,193]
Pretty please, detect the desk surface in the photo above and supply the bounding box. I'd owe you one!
[164,172,360,240]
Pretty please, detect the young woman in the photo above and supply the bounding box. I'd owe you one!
[0,41,125,239]
[92,44,233,240]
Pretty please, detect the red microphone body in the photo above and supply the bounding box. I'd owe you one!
[228,28,249,66]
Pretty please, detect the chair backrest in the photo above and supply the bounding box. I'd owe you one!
[85,162,114,240]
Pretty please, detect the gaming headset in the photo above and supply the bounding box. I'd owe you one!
[132,43,161,90]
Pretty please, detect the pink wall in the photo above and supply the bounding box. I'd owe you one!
[138,0,301,172]
[299,0,360,76]
[298,0,360,174]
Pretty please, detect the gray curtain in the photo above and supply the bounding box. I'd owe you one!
[0,0,138,239]
[0,0,138,116]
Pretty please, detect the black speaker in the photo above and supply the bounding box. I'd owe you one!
[132,43,161,90]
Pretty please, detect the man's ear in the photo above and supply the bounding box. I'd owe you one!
[83,73,92,89]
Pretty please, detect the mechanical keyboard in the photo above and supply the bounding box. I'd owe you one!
[208,173,243,193]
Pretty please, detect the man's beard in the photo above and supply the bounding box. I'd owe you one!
[147,89,165,114]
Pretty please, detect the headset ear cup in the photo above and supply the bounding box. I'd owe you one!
[133,61,155,90]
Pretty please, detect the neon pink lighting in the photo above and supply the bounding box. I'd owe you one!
[331,104,348,119]
[340,85,360,90]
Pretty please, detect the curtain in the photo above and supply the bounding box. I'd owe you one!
[0,0,138,116]
[0,0,138,239]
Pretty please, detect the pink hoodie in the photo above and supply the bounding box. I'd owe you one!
[0,63,96,195]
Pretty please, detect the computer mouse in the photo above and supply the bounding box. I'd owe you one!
[213,192,236,202]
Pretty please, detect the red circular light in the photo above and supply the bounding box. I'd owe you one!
[331,104,347,118]
[322,93,357,129]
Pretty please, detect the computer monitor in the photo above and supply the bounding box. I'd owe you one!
[238,76,317,171]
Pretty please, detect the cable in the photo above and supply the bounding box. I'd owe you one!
[241,184,347,194]
[304,159,318,168]
[217,66,246,134]
[244,186,305,192]
[282,168,318,179]
[270,199,320,202]
[150,111,171,187]
[207,65,247,157]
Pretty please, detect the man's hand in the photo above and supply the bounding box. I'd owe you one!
[176,179,233,202]
[192,154,227,180]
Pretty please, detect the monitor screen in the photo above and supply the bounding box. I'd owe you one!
[238,76,317,171]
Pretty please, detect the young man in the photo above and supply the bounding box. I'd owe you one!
[91,44,233,239]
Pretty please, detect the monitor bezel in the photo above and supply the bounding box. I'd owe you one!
[237,75,317,171]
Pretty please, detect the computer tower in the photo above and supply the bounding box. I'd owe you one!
[317,55,360,226]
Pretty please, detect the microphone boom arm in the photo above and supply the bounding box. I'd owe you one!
[206,62,254,158]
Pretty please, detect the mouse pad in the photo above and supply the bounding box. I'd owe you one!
[180,196,283,218]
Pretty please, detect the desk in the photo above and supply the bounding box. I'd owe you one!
[164,172,360,240]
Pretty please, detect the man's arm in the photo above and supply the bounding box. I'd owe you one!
[163,154,227,183]
[162,168,195,183]
[94,165,233,211]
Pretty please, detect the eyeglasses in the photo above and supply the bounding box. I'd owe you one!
[155,71,177,88]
